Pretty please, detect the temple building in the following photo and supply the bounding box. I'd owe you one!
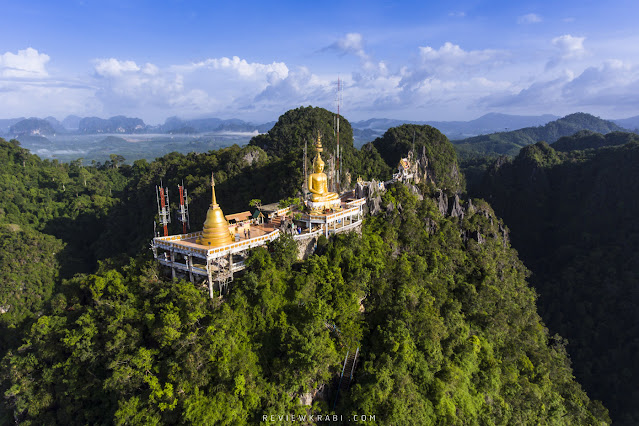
[152,132,366,298]
[151,174,279,298]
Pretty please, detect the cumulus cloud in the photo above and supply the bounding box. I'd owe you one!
[327,33,368,60]
[93,58,184,102]
[323,33,390,76]
[546,34,586,69]
[94,58,140,76]
[396,41,505,96]
[254,67,330,106]
[479,74,571,110]
[90,56,298,120]
[562,60,639,106]
[0,48,99,118]
[552,34,586,58]
[0,47,50,78]
[518,13,542,24]
[173,56,288,80]
[479,59,639,117]
[418,42,501,72]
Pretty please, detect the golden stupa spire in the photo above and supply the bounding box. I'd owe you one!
[211,172,217,206]
[197,172,233,248]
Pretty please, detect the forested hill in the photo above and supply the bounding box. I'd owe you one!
[477,140,639,424]
[0,107,610,424]
[552,130,639,152]
[369,124,464,194]
[9,118,57,136]
[453,112,626,158]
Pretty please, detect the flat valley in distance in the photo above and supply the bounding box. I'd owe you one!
[3,111,639,164]
[14,131,259,164]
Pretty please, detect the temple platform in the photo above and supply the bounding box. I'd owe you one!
[293,197,366,239]
[151,222,280,297]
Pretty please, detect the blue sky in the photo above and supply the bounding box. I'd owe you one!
[1,0,639,124]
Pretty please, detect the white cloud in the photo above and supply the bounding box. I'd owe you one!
[562,60,639,106]
[0,47,50,78]
[518,13,542,24]
[418,42,501,72]
[324,33,387,75]
[331,33,368,60]
[552,34,586,58]
[479,60,639,117]
[546,34,587,69]
[174,56,288,80]
[94,58,140,76]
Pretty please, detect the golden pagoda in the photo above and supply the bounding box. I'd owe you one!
[307,132,339,211]
[197,173,233,247]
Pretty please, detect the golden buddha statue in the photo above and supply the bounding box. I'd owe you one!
[197,173,233,247]
[308,132,339,203]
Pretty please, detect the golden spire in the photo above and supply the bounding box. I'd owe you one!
[315,130,323,153]
[313,131,324,173]
[211,172,217,206]
[197,172,233,248]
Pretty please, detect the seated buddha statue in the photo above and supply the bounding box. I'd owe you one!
[308,133,339,203]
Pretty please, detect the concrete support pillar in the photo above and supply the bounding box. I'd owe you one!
[188,255,193,283]
[170,249,176,280]
[207,259,214,299]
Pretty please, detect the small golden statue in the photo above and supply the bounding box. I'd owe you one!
[308,132,339,203]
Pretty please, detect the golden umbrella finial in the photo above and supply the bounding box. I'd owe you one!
[316,130,323,153]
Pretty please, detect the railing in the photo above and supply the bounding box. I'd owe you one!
[303,205,360,223]
[327,218,363,234]
[292,227,324,240]
[153,229,280,258]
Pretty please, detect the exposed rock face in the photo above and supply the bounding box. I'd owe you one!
[467,199,476,215]
[298,384,328,406]
[437,190,448,216]
[408,184,424,201]
[354,175,508,247]
[355,181,366,199]
[242,150,261,166]
[449,194,464,219]
[299,392,313,406]
[367,194,383,216]
[356,179,386,216]
[295,235,318,260]
[498,223,509,246]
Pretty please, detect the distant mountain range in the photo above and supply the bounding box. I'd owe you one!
[0,112,636,142]
[159,116,275,134]
[353,112,561,142]
[453,112,628,158]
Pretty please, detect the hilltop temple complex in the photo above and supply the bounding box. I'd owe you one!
[151,132,366,298]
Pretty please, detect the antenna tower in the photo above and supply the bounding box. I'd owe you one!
[335,76,342,193]
[156,182,171,237]
[303,139,309,196]
[177,182,190,234]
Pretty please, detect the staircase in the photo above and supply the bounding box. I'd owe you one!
[340,349,358,391]
[270,215,282,229]
[332,346,359,409]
